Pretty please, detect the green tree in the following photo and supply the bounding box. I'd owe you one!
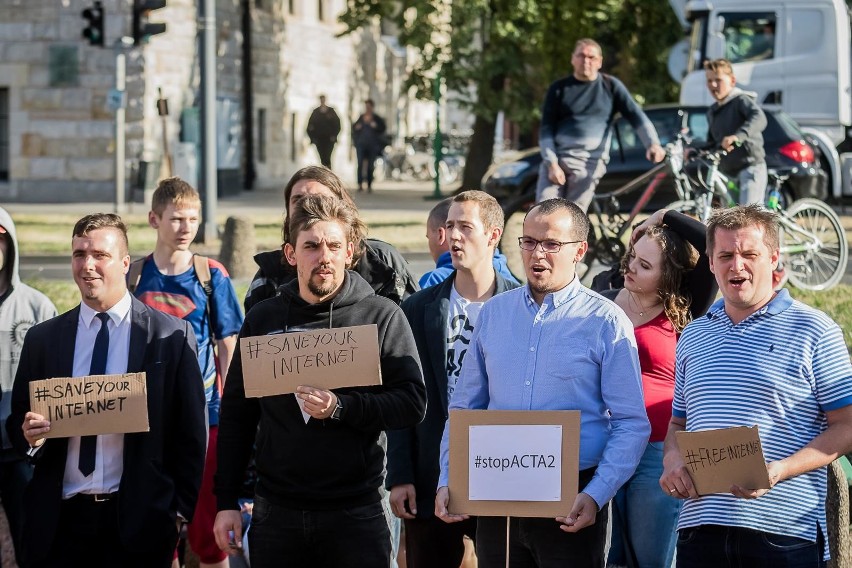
[341,0,682,189]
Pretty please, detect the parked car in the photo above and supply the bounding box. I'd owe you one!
[482,104,828,213]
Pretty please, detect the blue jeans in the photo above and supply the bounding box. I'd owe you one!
[608,441,680,567]
[676,524,825,568]
[248,495,391,568]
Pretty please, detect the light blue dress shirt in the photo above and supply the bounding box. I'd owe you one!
[439,277,650,508]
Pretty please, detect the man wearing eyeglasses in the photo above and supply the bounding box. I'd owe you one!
[537,38,665,212]
[435,198,649,568]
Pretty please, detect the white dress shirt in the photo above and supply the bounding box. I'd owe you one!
[62,292,133,498]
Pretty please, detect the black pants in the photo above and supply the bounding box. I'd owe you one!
[39,494,177,568]
[475,467,606,568]
[0,456,32,565]
[404,516,477,568]
[247,495,391,568]
[356,147,379,188]
[676,524,826,568]
[314,141,335,168]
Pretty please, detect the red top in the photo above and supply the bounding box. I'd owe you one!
[634,311,678,442]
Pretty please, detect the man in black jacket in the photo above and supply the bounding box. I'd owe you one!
[213,195,426,568]
[306,95,341,168]
[387,191,520,568]
[243,165,418,313]
[9,213,207,567]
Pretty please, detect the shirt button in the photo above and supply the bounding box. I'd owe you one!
[525,381,531,386]
[529,347,535,352]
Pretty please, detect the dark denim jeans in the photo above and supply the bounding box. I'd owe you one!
[247,495,391,568]
[676,524,826,568]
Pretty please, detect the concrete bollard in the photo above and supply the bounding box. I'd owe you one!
[827,459,851,568]
[219,216,257,280]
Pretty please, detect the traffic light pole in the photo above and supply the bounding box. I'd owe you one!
[198,0,218,243]
[114,45,126,214]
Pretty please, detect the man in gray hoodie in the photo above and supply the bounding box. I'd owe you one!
[0,206,57,563]
[704,58,768,205]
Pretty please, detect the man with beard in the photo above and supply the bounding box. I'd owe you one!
[213,195,426,568]
[435,198,649,568]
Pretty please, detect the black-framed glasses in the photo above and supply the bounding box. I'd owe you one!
[518,237,583,253]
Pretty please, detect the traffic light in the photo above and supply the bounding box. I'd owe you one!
[81,1,104,46]
[133,0,167,45]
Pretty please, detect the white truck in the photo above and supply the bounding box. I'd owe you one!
[675,0,852,199]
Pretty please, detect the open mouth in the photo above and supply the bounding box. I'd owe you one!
[728,276,748,288]
[530,264,548,276]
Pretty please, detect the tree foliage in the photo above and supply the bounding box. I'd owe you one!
[340,0,683,188]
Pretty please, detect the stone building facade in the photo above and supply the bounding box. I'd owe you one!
[0,0,447,202]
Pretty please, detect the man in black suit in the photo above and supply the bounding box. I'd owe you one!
[7,213,207,567]
[387,191,520,567]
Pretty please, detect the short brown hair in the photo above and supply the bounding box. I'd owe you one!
[427,198,453,232]
[706,204,779,255]
[288,195,367,259]
[73,213,129,256]
[452,190,505,233]
[526,198,590,241]
[282,166,357,243]
[703,58,734,77]
[151,177,201,216]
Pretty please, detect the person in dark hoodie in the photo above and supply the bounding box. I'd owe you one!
[704,58,768,205]
[0,206,57,564]
[243,165,418,313]
[213,195,426,568]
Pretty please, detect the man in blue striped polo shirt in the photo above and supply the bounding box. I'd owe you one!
[660,205,852,566]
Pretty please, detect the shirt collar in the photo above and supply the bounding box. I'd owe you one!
[79,291,133,329]
[523,276,581,308]
[707,288,793,321]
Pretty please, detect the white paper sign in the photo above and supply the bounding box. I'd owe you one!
[468,424,562,501]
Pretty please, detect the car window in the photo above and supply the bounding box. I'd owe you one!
[610,117,644,154]
[687,113,709,146]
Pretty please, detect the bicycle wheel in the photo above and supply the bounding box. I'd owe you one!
[780,198,849,291]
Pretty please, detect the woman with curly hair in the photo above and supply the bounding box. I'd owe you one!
[602,209,716,568]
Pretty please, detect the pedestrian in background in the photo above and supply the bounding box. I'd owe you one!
[353,99,387,193]
[307,94,341,168]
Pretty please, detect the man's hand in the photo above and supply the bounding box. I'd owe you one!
[22,412,50,447]
[731,460,784,499]
[660,452,698,499]
[646,143,666,163]
[434,486,470,524]
[389,484,417,519]
[213,510,243,555]
[721,135,739,152]
[296,386,337,420]
[556,492,598,533]
[547,162,566,186]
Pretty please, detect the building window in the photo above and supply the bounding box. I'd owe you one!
[317,0,324,21]
[290,112,297,162]
[288,0,296,16]
[258,108,266,163]
[0,88,8,181]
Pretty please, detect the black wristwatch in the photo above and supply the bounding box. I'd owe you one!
[330,398,344,421]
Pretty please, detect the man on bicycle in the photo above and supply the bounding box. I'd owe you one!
[537,38,665,212]
[704,59,768,205]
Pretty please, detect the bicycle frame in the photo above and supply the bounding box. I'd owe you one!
[585,137,690,265]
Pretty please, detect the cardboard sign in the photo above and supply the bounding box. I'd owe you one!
[448,410,580,517]
[240,324,382,397]
[676,426,771,495]
[29,373,149,438]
